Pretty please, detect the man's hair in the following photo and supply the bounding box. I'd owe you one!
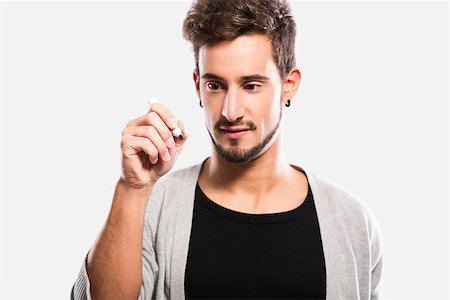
[182,0,296,80]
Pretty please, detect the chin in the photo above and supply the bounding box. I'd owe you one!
[217,148,258,163]
[214,138,268,164]
[206,118,280,164]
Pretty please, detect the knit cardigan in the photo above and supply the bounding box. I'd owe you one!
[72,160,384,300]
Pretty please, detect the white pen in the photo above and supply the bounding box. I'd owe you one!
[147,97,184,140]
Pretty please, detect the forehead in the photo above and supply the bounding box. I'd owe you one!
[198,34,278,79]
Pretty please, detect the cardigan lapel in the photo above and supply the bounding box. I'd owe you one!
[304,169,343,299]
[170,163,202,299]
[305,169,360,299]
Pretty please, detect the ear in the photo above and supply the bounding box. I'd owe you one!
[282,67,301,105]
[193,70,201,100]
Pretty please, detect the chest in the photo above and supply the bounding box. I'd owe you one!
[183,186,326,299]
[198,172,309,214]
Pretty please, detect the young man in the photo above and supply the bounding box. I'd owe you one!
[72,0,383,299]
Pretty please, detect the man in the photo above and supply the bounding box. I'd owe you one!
[72,0,383,299]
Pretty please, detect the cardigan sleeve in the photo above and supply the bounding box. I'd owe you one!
[71,222,159,300]
[71,225,159,300]
[137,217,159,299]
[71,179,165,300]
[71,252,92,300]
[370,213,384,300]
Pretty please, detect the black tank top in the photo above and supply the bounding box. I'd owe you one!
[184,177,326,299]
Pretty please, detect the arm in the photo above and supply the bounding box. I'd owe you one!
[71,101,189,299]
[86,180,153,299]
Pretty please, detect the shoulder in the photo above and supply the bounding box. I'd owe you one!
[146,161,203,210]
[306,170,383,245]
[152,161,202,189]
[309,171,374,217]
[155,163,201,186]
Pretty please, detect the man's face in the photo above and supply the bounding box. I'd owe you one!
[195,34,284,164]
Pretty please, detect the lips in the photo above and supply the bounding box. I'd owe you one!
[220,127,251,132]
[219,127,251,139]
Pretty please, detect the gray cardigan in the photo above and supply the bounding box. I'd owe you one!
[72,161,384,299]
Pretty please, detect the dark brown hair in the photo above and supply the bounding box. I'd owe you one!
[182,0,296,80]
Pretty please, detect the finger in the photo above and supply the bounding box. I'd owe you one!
[122,135,159,164]
[146,112,176,148]
[126,126,171,162]
[127,102,178,131]
[126,113,148,127]
[125,112,175,149]
[149,102,179,130]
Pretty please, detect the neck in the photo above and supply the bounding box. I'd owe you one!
[202,134,295,198]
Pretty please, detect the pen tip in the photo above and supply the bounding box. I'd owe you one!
[178,135,183,140]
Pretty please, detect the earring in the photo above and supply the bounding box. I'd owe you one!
[199,101,203,108]
[285,99,291,107]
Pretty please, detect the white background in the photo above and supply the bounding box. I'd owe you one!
[0,1,448,299]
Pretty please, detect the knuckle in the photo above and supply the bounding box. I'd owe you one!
[149,146,158,157]
[143,140,157,156]
[161,130,172,142]
[148,111,158,122]
[142,138,150,147]
[156,144,167,154]
[146,126,157,137]
[142,138,153,148]
[145,113,153,124]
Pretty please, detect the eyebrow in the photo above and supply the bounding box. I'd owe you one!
[201,73,270,82]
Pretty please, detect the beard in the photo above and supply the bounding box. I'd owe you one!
[206,103,283,164]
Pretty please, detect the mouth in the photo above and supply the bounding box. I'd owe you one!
[220,128,251,139]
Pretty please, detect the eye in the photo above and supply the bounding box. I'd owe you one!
[244,83,261,91]
[206,82,223,91]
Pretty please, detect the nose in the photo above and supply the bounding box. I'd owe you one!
[221,88,245,123]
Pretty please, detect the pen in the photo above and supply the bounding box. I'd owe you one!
[147,97,184,140]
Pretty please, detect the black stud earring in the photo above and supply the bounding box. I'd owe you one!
[199,101,203,108]
[285,99,291,107]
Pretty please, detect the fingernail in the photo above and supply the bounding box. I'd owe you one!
[168,118,178,129]
[184,129,191,137]
[166,138,176,148]
[164,150,171,161]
